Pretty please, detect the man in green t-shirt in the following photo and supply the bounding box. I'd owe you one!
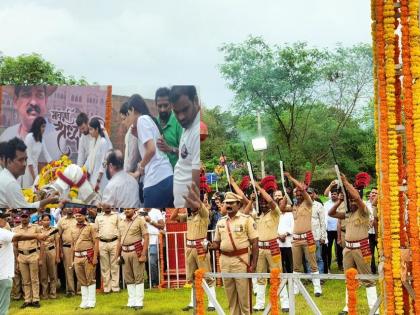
[156,87,183,168]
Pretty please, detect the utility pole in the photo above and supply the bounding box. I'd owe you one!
[257,112,265,178]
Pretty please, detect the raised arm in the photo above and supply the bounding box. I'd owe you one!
[328,193,346,219]
[230,175,250,205]
[341,174,367,214]
[285,172,312,204]
[255,182,277,212]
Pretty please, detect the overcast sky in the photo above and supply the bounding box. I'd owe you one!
[0,0,371,109]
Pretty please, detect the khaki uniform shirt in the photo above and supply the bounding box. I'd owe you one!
[118,216,148,246]
[58,216,77,245]
[344,205,370,242]
[13,224,41,250]
[255,206,281,241]
[338,203,347,231]
[292,200,313,234]
[94,212,119,240]
[214,211,258,252]
[71,223,96,251]
[41,226,59,247]
[186,205,209,240]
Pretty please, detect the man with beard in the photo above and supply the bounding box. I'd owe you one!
[155,87,183,169]
[119,102,141,174]
[0,86,64,160]
[94,206,120,293]
[280,173,322,297]
[210,192,258,315]
[328,174,378,315]
[169,86,200,208]
[100,150,140,208]
[170,183,216,312]
[242,181,289,312]
[116,208,149,310]
[70,208,99,309]
[0,138,59,208]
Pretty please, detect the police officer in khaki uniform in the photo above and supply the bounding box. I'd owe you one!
[243,183,289,312]
[13,209,44,308]
[170,183,216,312]
[280,173,322,297]
[39,214,60,299]
[94,207,120,293]
[57,208,78,297]
[71,208,99,309]
[328,174,378,315]
[116,208,149,310]
[211,192,258,315]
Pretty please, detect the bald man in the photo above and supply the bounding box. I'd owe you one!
[100,150,140,208]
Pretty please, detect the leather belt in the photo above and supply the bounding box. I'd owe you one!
[62,244,71,248]
[221,247,248,257]
[47,245,56,251]
[186,238,206,248]
[100,236,118,243]
[18,248,38,255]
[258,238,279,248]
[345,239,365,249]
[122,242,143,252]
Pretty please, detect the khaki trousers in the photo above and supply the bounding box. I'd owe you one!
[343,248,375,287]
[256,248,281,285]
[99,240,120,292]
[292,241,318,273]
[186,248,215,286]
[18,252,40,303]
[62,246,76,294]
[40,248,58,299]
[74,257,96,286]
[121,251,145,284]
[220,253,250,315]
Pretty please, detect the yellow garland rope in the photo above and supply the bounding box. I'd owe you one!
[269,268,280,315]
[383,1,404,313]
[346,268,359,315]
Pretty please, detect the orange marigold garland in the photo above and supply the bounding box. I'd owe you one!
[105,85,112,134]
[194,268,206,315]
[269,268,280,315]
[402,0,420,312]
[345,268,359,315]
[374,0,396,312]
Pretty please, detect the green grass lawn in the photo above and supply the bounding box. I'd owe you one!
[9,280,374,315]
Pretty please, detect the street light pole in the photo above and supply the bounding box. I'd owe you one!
[257,112,265,178]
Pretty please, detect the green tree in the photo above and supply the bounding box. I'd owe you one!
[219,37,374,177]
[0,53,88,85]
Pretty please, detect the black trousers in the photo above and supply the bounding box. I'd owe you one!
[280,247,293,273]
[327,230,343,270]
[321,243,329,273]
[369,233,377,274]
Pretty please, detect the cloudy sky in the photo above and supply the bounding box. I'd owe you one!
[0,0,372,108]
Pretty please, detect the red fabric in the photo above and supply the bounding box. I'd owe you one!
[200,121,208,142]
[304,172,312,186]
[57,170,87,188]
[86,248,94,264]
[354,172,371,189]
[260,175,278,192]
[134,240,144,257]
[239,176,251,190]
[199,175,211,193]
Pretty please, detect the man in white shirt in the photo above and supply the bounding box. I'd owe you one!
[0,138,59,208]
[275,191,294,274]
[142,208,165,287]
[307,188,327,273]
[0,209,48,315]
[323,185,344,272]
[100,150,140,208]
[0,141,7,172]
[0,86,64,161]
[169,86,200,208]
[365,188,378,274]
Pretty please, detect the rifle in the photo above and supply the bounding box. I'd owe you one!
[63,202,97,209]
[330,146,350,213]
[243,143,259,213]
[276,145,293,205]
[221,151,233,192]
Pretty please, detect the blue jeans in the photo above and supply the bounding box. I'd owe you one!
[0,278,12,315]
[149,245,159,286]
[143,175,174,207]
[305,241,324,273]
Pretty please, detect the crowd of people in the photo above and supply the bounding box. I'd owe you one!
[0,205,170,313]
[178,171,380,315]
[0,85,200,209]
